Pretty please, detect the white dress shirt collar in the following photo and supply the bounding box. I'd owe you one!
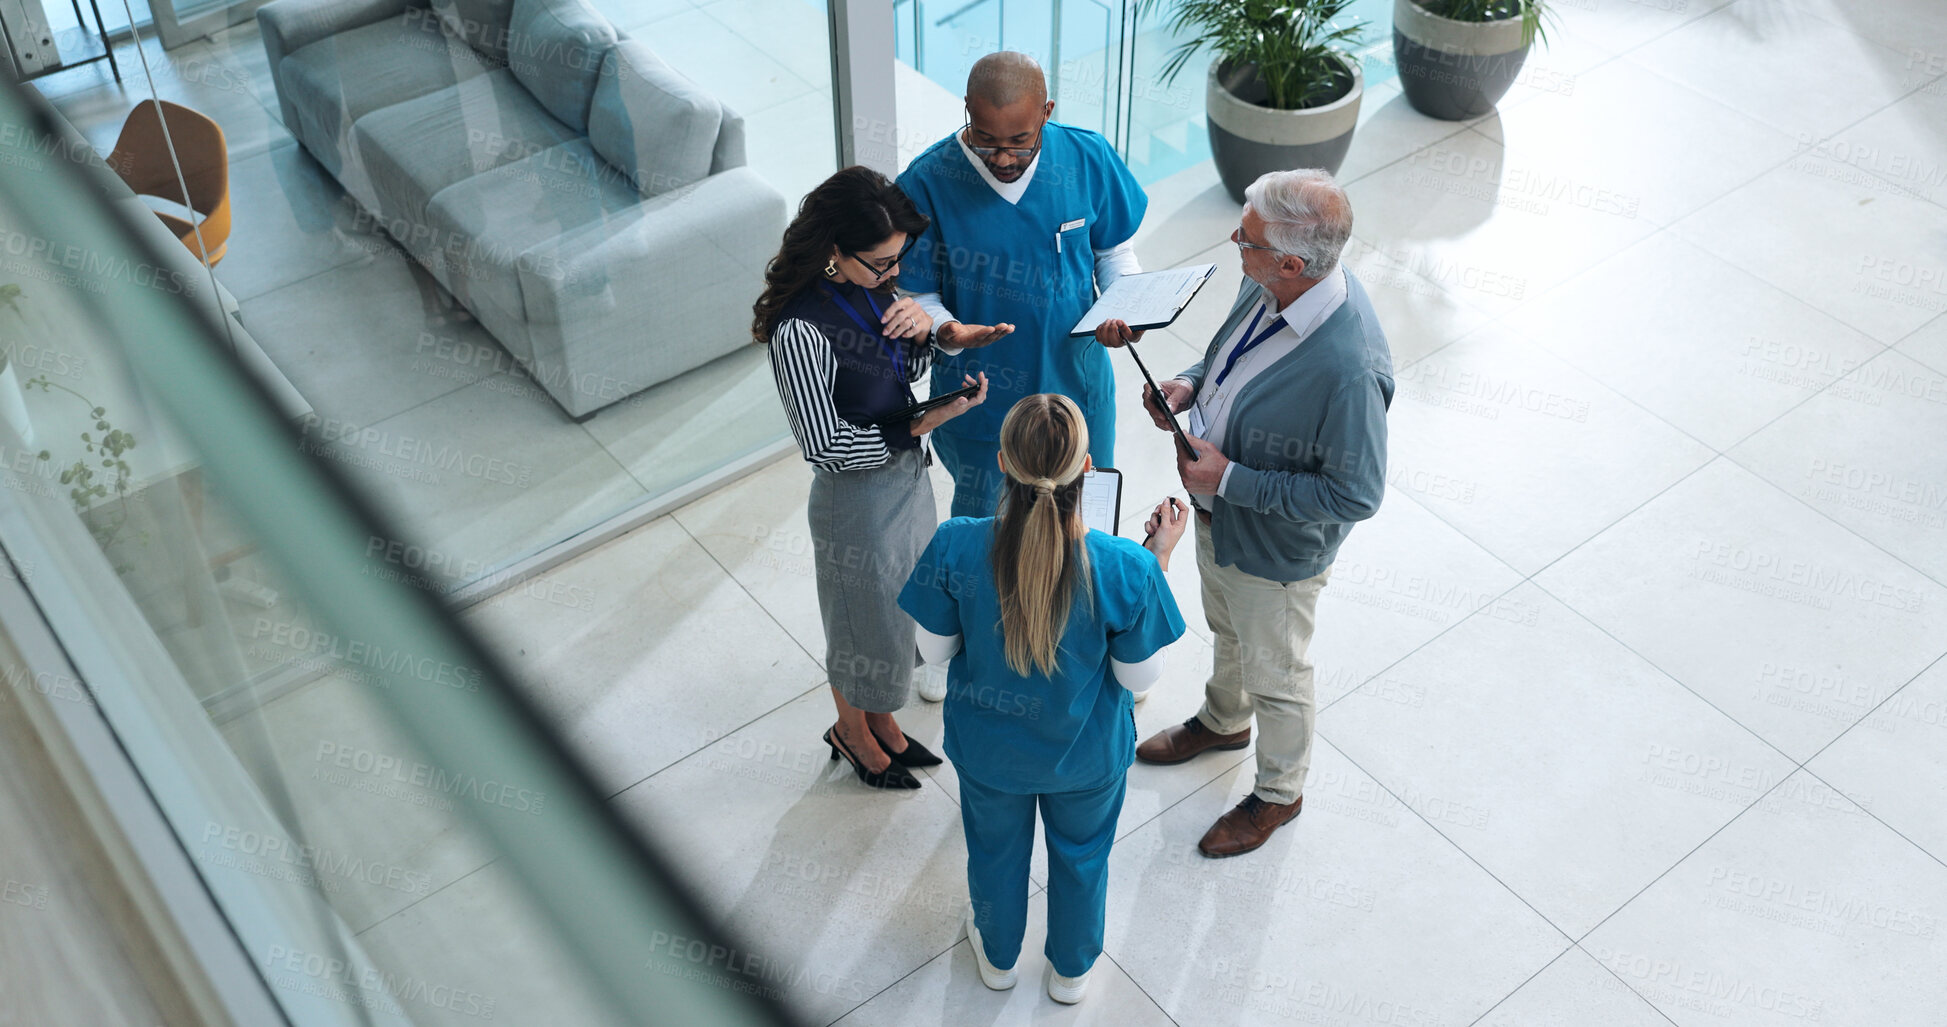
[1261,264,1349,343]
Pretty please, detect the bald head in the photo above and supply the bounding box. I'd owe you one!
[967,51,1048,109]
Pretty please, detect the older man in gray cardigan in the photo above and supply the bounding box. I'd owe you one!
[1131,169,1393,858]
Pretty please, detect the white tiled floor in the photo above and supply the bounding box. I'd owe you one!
[38,0,1947,1022]
[475,5,1938,1023]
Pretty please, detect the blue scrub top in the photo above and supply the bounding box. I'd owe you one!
[898,517,1186,794]
[896,124,1148,442]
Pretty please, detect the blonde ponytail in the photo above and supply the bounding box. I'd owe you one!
[990,395,1092,677]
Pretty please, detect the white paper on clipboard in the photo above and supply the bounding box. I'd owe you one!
[1069,264,1217,336]
[1080,469,1122,536]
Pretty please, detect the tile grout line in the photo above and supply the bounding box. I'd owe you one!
[1546,662,1947,956]
[599,515,832,801]
[1458,943,1574,1027]
[1563,760,1807,946]
[1564,943,1686,1027]
[352,855,501,941]
[1315,735,1581,943]
[1426,18,1947,359]
[1892,310,1947,376]
[820,934,966,1026]
[1097,948,1183,1027]
[1527,574,1807,765]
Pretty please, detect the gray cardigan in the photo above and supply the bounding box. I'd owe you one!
[1179,272,1395,583]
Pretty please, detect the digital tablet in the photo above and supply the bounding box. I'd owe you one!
[871,383,981,427]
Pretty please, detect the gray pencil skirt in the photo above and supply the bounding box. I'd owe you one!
[807,445,937,713]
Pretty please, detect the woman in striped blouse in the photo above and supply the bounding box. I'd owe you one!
[752,166,989,790]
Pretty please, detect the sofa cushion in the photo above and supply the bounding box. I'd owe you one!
[710,103,746,174]
[279,9,498,175]
[504,0,615,132]
[585,39,721,198]
[423,138,643,334]
[352,68,580,237]
[430,0,516,60]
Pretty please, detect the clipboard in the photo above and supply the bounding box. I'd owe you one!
[1068,264,1217,336]
[1080,468,1122,536]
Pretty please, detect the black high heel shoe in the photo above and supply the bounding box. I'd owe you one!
[824,728,922,790]
[873,729,943,768]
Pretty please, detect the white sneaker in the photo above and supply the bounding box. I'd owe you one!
[918,666,947,702]
[1046,965,1090,1004]
[964,908,1016,990]
[1131,687,1151,703]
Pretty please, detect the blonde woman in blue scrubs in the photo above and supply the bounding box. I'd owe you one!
[898,393,1188,1004]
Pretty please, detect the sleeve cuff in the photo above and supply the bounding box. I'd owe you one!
[1220,463,1261,509]
[914,623,962,665]
[905,291,955,326]
[1110,648,1167,690]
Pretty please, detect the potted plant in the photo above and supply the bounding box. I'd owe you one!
[0,285,33,445]
[1143,0,1367,204]
[1393,0,1553,121]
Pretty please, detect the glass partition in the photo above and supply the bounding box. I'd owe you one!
[22,0,837,604]
[897,0,1401,185]
[0,78,800,1026]
[896,0,1129,171]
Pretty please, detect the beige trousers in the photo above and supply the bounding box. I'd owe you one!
[1194,520,1330,805]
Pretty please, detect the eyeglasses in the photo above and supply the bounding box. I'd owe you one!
[844,236,917,279]
[961,112,1043,161]
[1231,224,1282,255]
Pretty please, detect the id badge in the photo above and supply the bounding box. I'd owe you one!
[1187,403,1207,437]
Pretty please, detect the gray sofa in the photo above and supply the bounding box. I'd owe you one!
[257,0,787,418]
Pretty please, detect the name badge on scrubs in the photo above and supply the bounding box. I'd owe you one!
[1056,217,1086,253]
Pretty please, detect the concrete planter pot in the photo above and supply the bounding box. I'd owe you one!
[1206,55,1363,204]
[1393,0,1530,120]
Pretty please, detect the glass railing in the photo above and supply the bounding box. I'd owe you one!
[0,78,800,1027]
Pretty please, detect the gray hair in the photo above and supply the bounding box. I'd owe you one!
[1244,169,1352,280]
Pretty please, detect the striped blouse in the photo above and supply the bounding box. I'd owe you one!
[767,317,934,471]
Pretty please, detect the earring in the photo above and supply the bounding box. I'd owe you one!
[823,258,839,278]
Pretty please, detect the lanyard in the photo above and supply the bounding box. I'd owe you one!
[1213,303,1285,388]
[822,283,906,384]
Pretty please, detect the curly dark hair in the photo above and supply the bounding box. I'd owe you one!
[751,166,930,342]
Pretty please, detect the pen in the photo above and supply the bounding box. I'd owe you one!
[1143,497,1185,544]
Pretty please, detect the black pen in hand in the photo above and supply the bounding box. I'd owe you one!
[1143,497,1187,544]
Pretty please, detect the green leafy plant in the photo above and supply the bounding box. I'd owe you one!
[1141,0,1367,111]
[25,374,139,549]
[0,285,139,553]
[1413,0,1554,47]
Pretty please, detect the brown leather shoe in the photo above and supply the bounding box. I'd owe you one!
[1197,795,1302,858]
[1135,716,1250,765]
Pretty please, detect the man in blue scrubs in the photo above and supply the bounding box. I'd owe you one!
[898,51,1149,518]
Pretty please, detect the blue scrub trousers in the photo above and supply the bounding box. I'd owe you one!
[933,402,1118,520]
[957,766,1127,978]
